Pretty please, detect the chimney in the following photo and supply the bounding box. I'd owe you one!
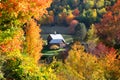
[54,31,56,34]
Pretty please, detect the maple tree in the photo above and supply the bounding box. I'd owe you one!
[26,19,43,64]
[0,0,53,79]
[65,41,120,80]
[65,13,75,25]
[72,8,80,16]
[69,20,79,33]
[95,0,120,48]
[66,42,105,80]
[0,0,52,63]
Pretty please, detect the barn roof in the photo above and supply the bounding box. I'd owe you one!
[49,39,64,44]
[49,34,65,42]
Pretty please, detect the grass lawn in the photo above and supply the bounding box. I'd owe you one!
[42,48,65,55]
[41,45,65,55]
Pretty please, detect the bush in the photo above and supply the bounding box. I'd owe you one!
[1,50,57,80]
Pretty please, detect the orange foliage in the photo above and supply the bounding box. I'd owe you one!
[0,0,52,22]
[72,8,80,16]
[95,0,120,47]
[48,15,54,24]
[69,20,79,33]
[58,12,67,24]
[0,29,24,54]
[26,19,42,64]
[0,0,52,64]
[66,13,75,25]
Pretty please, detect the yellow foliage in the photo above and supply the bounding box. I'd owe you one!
[66,41,105,79]
[66,13,75,25]
[26,19,43,64]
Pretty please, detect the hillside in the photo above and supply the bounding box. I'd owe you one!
[0,0,120,80]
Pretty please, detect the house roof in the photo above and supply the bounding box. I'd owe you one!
[49,34,65,42]
[49,39,64,44]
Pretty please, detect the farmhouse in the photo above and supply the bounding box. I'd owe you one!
[47,32,66,49]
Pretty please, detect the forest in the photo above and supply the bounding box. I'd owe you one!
[0,0,120,80]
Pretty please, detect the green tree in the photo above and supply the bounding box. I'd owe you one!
[96,0,104,8]
[74,23,87,41]
[87,24,99,43]
[97,8,106,16]
[84,0,95,9]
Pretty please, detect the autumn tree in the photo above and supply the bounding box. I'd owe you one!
[99,49,120,80]
[65,41,120,80]
[66,42,106,80]
[84,0,95,9]
[95,0,120,48]
[0,0,52,79]
[72,8,80,16]
[86,24,99,53]
[69,19,79,33]
[65,13,75,25]
[25,19,43,63]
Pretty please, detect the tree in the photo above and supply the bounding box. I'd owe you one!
[84,0,95,9]
[26,19,43,64]
[97,8,106,16]
[66,42,106,80]
[0,0,52,64]
[67,0,80,9]
[95,0,120,48]
[65,13,75,25]
[69,20,79,33]
[74,23,87,41]
[95,0,104,8]
[0,0,52,79]
[86,24,99,53]
[72,8,80,16]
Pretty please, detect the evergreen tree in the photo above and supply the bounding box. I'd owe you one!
[74,23,87,41]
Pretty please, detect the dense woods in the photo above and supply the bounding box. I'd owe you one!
[0,0,120,80]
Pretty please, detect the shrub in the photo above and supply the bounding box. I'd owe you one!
[1,50,57,80]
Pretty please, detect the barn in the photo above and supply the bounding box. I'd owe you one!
[47,33,66,49]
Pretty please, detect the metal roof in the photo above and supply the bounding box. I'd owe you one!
[49,34,65,42]
[49,39,64,44]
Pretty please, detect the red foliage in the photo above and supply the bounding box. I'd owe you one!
[95,0,120,47]
[91,42,117,58]
[69,20,79,33]
[66,13,75,25]
[0,30,24,53]
[0,0,52,21]
[72,8,80,16]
